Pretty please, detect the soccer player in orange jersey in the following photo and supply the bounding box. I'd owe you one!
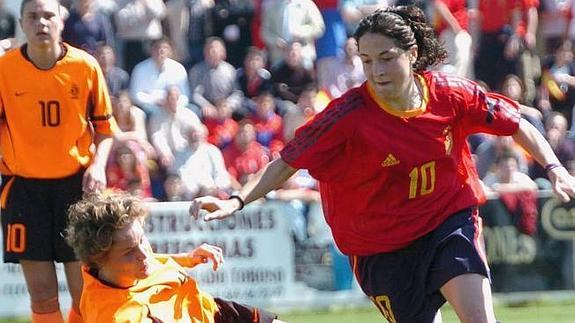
[0,1,118,322]
[66,192,281,323]
[190,6,575,323]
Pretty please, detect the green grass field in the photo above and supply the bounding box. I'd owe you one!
[280,301,575,323]
[2,301,575,323]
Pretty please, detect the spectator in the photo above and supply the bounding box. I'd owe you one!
[540,0,571,55]
[189,37,242,120]
[236,46,273,111]
[317,36,365,100]
[96,44,130,98]
[106,142,153,198]
[483,150,539,236]
[129,37,190,115]
[165,0,215,67]
[148,85,202,170]
[531,112,575,182]
[114,0,166,73]
[169,125,232,199]
[203,98,239,149]
[314,0,348,86]
[261,0,325,68]
[341,0,390,35]
[483,150,538,193]
[283,84,321,141]
[222,120,270,188]
[211,0,255,68]
[0,0,16,50]
[474,0,539,100]
[433,0,473,77]
[111,90,155,158]
[250,91,285,156]
[62,0,115,55]
[540,40,575,127]
[271,40,316,104]
[476,135,530,179]
[163,174,187,201]
[500,74,545,134]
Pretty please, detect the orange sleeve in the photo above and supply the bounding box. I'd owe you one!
[88,56,120,136]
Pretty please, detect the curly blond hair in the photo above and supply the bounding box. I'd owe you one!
[66,192,147,269]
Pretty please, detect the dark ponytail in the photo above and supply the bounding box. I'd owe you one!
[354,6,447,72]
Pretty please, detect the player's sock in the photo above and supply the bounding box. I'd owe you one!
[67,307,82,323]
[31,296,64,323]
[31,310,65,323]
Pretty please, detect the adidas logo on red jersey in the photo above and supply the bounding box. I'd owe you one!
[381,154,400,167]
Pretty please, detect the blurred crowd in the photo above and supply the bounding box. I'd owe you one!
[1,0,575,239]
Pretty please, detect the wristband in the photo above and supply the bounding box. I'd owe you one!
[229,195,245,211]
[544,163,564,173]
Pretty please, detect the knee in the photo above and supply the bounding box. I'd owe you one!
[31,296,60,314]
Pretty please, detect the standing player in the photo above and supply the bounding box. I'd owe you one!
[0,0,118,322]
[190,6,575,323]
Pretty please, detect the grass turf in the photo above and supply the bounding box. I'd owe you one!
[2,301,575,322]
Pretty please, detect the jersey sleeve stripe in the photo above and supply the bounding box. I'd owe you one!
[282,92,363,164]
[90,114,113,121]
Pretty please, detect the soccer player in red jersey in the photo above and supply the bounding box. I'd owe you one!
[190,5,575,322]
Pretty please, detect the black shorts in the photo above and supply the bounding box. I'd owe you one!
[351,208,490,323]
[1,171,84,263]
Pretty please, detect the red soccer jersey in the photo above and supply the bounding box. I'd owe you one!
[280,71,521,256]
[479,0,539,34]
[435,0,469,33]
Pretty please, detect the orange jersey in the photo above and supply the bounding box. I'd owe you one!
[0,43,119,178]
[80,256,219,323]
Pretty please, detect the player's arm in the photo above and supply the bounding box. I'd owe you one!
[512,118,575,201]
[189,158,298,221]
[157,243,224,271]
[83,133,114,192]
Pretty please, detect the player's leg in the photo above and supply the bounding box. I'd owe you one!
[20,260,64,323]
[63,261,83,323]
[440,273,496,323]
[429,209,496,323]
[52,171,85,323]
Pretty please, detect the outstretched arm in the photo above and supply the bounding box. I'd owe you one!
[189,158,298,221]
[512,118,575,201]
[161,243,224,271]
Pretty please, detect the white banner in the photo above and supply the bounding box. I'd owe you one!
[145,200,300,306]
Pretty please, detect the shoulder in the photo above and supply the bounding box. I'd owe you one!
[64,44,97,63]
[0,46,25,66]
[132,58,153,73]
[426,71,478,93]
[425,71,480,102]
[166,58,187,72]
[310,86,366,125]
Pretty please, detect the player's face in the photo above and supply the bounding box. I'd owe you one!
[358,32,416,101]
[20,0,63,48]
[98,219,154,288]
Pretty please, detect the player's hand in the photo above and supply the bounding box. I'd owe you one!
[548,166,575,202]
[82,163,107,192]
[187,243,224,271]
[189,196,239,221]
